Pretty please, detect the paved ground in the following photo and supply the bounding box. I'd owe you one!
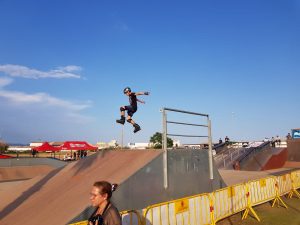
[217,196,300,225]
[219,168,297,186]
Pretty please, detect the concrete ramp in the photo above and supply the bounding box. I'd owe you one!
[0,165,55,182]
[0,150,161,225]
[0,149,225,225]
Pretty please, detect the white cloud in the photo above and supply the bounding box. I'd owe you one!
[0,89,91,111]
[0,77,13,88]
[58,65,82,72]
[0,64,81,79]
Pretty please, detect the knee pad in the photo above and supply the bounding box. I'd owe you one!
[120,107,125,111]
[127,119,132,123]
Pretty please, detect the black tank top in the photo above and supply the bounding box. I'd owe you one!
[88,202,110,225]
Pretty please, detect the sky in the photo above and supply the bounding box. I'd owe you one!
[0,0,299,145]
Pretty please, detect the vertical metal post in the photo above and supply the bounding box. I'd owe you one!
[121,125,124,150]
[162,109,168,189]
[207,118,214,180]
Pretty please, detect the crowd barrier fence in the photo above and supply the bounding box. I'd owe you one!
[289,170,300,198]
[69,170,300,225]
[121,210,143,225]
[212,183,247,223]
[142,193,212,225]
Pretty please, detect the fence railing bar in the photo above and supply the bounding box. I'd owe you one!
[167,134,208,138]
[163,107,209,117]
[167,121,208,127]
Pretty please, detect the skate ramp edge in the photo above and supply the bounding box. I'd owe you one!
[261,148,288,170]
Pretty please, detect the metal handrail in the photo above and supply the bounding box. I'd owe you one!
[167,134,208,138]
[163,107,209,117]
[167,120,208,127]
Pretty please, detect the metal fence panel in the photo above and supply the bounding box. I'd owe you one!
[213,183,247,222]
[277,174,293,195]
[248,177,276,206]
[143,194,212,225]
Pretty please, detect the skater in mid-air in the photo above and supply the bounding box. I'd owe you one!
[116,87,150,133]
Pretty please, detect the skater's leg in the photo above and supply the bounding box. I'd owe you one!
[126,116,135,125]
[127,116,141,133]
[116,106,126,124]
[120,106,125,117]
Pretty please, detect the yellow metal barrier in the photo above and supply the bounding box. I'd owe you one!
[242,183,260,222]
[277,174,292,195]
[272,178,288,209]
[289,170,300,198]
[212,183,247,223]
[121,210,143,225]
[248,176,276,205]
[143,193,212,225]
[68,221,88,225]
[69,170,300,225]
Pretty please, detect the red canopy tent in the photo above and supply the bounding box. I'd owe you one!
[33,142,60,152]
[58,141,97,151]
[0,154,13,159]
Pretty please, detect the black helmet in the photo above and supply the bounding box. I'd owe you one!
[123,87,131,94]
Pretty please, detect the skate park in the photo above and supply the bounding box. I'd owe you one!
[0,108,300,225]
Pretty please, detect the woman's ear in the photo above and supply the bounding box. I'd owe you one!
[103,193,109,200]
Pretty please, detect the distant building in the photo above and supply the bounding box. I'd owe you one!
[96,140,118,149]
[128,143,149,149]
[173,140,181,148]
[7,146,32,151]
[29,142,44,147]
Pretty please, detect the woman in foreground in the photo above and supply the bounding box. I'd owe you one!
[89,181,121,225]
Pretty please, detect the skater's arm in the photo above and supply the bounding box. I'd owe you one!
[137,98,145,104]
[135,91,150,96]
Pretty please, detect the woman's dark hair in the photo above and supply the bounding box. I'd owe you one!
[93,181,118,200]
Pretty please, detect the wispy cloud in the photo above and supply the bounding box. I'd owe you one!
[0,64,81,79]
[0,89,90,111]
[0,77,13,88]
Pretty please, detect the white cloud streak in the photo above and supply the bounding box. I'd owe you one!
[0,64,81,79]
[0,89,90,111]
[0,77,13,88]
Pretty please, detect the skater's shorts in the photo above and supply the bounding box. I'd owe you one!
[125,105,137,117]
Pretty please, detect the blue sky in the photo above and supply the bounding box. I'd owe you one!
[0,0,299,145]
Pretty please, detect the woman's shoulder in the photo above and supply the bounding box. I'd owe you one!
[104,204,121,225]
[106,204,120,216]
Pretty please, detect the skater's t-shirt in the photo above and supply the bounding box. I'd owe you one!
[129,92,137,109]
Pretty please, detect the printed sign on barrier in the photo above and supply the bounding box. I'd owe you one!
[175,199,189,214]
[259,179,266,187]
[227,186,235,198]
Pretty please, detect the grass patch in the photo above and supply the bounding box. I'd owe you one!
[217,196,300,225]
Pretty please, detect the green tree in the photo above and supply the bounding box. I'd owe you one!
[0,141,8,154]
[150,132,173,149]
